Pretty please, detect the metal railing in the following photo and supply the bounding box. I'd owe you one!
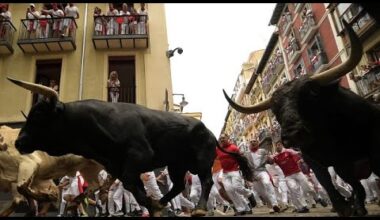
[0,20,16,45]
[93,14,148,36]
[261,54,285,94]
[355,66,380,97]
[18,17,77,40]
[286,38,300,62]
[281,13,293,35]
[107,86,135,103]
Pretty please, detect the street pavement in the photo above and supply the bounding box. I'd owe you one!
[211,203,380,217]
[6,203,380,217]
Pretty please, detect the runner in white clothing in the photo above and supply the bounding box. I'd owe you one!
[246,139,281,213]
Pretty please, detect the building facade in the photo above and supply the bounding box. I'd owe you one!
[221,3,379,152]
[0,3,174,126]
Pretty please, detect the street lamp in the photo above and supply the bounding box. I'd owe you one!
[173,93,188,112]
[166,47,183,58]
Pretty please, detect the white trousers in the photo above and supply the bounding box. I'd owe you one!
[222,170,252,212]
[252,171,279,207]
[124,189,141,213]
[108,183,124,214]
[143,171,163,201]
[285,172,316,210]
[207,184,229,210]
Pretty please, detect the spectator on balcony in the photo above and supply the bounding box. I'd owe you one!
[62,3,79,37]
[119,3,130,35]
[310,49,320,67]
[127,3,137,34]
[0,4,11,39]
[106,3,119,35]
[107,71,121,103]
[38,5,51,38]
[42,3,64,38]
[26,4,40,39]
[137,3,147,35]
[94,7,105,36]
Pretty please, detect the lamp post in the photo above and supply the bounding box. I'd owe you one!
[166,47,183,58]
[172,93,188,112]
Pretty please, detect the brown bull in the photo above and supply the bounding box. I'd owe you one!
[0,125,104,216]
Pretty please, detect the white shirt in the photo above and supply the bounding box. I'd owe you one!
[65,5,79,18]
[137,8,147,22]
[249,148,270,173]
[49,9,64,18]
[27,10,40,19]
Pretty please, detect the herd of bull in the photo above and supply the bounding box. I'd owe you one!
[0,20,379,217]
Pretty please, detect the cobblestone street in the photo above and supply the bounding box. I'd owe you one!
[210,204,380,217]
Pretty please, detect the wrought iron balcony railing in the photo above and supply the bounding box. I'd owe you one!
[0,20,16,54]
[92,14,148,49]
[17,17,77,53]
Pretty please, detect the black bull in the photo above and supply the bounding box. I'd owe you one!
[5,78,253,217]
[223,20,380,216]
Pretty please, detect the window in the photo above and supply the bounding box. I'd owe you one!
[334,3,372,34]
[293,59,305,78]
[33,59,62,105]
[108,56,136,103]
[281,6,292,36]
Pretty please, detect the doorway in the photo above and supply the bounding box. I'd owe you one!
[33,59,62,105]
[108,56,136,103]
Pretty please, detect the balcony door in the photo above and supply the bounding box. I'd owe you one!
[108,56,136,103]
[33,59,62,105]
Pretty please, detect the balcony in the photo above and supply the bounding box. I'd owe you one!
[262,55,284,95]
[0,20,16,54]
[107,86,136,103]
[281,13,293,36]
[286,39,301,64]
[17,17,77,53]
[310,51,328,73]
[355,65,380,98]
[299,15,317,45]
[92,14,148,50]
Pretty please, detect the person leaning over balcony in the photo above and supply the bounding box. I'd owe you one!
[127,3,137,34]
[0,4,11,38]
[38,5,51,38]
[26,4,40,39]
[106,3,118,35]
[62,3,79,37]
[119,3,130,35]
[107,71,121,103]
[137,3,147,34]
[94,7,105,36]
[42,3,64,38]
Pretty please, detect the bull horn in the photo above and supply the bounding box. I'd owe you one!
[310,19,363,85]
[7,77,59,100]
[223,89,271,114]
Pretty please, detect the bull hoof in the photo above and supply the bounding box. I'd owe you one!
[191,209,207,217]
[353,207,368,216]
[153,210,161,217]
[336,206,353,217]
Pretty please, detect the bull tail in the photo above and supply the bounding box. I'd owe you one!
[215,139,253,182]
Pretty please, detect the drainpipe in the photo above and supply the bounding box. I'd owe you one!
[79,3,88,100]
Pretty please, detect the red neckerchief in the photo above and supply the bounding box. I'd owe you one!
[250,146,259,153]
